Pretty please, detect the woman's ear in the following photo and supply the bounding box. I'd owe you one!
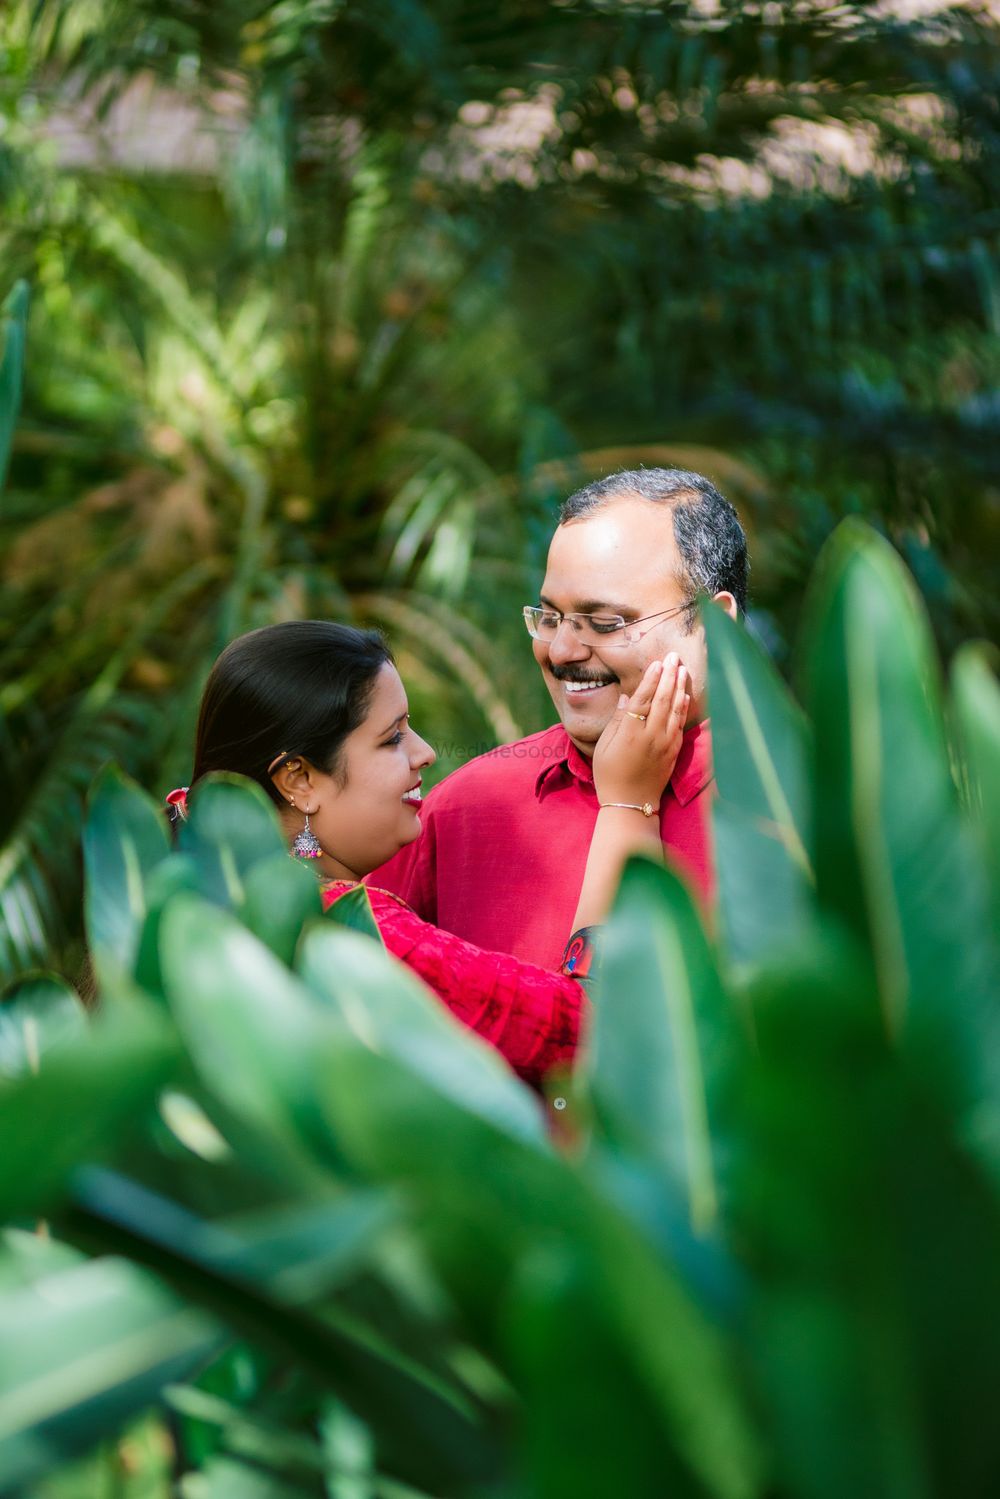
[271,757,317,806]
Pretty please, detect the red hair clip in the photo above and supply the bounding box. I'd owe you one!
[165,787,189,823]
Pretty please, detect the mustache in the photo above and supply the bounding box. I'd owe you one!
[548,664,619,685]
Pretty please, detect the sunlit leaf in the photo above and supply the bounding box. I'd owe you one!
[951,643,1000,931]
[84,765,170,988]
[179,776,288,913]
[703,604,814,966]
[585,856,742,1236]
[801,521,1000,1180]
[243,853,323,965]
[298,924,546,1146]
[66,1166,498,1495]
[0,1253,218,1495]
[0,999,176,1216]
[0,971,86,1080]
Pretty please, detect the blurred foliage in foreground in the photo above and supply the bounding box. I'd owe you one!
[1,516,998,1497]
[1,0,1000,978]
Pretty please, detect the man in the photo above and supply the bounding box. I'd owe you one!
[370,467,748,968]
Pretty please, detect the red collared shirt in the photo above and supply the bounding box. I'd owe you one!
[369,720,715,971]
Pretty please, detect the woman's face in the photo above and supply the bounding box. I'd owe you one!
[296,663,435,881]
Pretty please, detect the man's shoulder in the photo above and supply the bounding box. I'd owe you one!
[426,724,568,805]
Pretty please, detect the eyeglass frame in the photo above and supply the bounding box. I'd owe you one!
[521,600,695,648]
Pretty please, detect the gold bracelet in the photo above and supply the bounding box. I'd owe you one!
[599,801,656,817]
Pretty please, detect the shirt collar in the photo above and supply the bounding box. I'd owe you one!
[535,719,714,807]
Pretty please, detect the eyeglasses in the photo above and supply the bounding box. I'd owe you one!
[521,601,693,649]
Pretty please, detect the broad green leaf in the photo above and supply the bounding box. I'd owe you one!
[179,775,288,912]
[297,924,545,1146]
[585,856,741,1236]
[505,1246,713,1499]
[951,643,1000,931]
[84,766,170,989]
[325,883,383,942]
[0,279,28,496]
[0,972,86,1080]
[160,901,756,1497]
[133,853,202,1001]
[159,895,328,1149]
[703,604,814,966]
[734,938,1000,1499]
[242,852,323,965]
[801,521,1000,1178]
[313,1043,763,1499]
[0,1225,86,1293]
[0,1000,176,1216]
[0,1254,218,1495]
[66,1164,498,1494]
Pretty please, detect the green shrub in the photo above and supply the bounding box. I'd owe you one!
[1,518,998,1498]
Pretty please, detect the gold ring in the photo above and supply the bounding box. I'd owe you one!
[625,710,647,722]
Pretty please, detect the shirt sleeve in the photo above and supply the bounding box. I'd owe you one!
[365,790,439,923]
[361,886,587,1083]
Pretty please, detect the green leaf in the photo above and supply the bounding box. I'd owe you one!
[732,937,1000,1499]
[585,855,741,1236]
[133,853,203,1001]
[0,1000,177,1217]
[84,765,170,989]
[313,1044,763,1499]
[297,924,546,1146]
[325,883,383,943]
[165,1383,326,1481]
[321,1397,376,1499]
[801,521,1000,1178]
[159,894,327,1149]
[0,1254,218,1495]
[0,972,86,1080]
[951,643,1000,931]
[242,853,323,966]
[179,775,288,913]
[703,604,814,966]
[0,280,28,496]
[505,1246,714,1499]
[65,1165,498,1496]
[177,1454,314,1498]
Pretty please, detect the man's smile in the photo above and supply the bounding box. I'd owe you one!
[547,665,619,705]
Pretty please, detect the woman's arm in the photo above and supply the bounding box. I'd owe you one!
[571,654,690,933]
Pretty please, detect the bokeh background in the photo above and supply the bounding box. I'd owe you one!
[2,0,999,981]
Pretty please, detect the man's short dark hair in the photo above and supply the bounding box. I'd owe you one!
[559,467,749,627]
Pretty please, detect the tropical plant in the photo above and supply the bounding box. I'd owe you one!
[4,0,1000,983]
[2,517,998,1497]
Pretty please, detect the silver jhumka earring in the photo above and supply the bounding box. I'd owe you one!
[290,801,323,859]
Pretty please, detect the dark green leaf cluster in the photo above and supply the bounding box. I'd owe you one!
[1,519,999,1496]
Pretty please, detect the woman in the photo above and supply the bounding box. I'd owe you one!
[170,621,689,1084]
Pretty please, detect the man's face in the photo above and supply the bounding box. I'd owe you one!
[533,497,731,755]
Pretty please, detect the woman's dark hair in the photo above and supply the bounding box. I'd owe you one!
[192,620,393,805]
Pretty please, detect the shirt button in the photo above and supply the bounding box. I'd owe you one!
[552,1097,567,1111]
